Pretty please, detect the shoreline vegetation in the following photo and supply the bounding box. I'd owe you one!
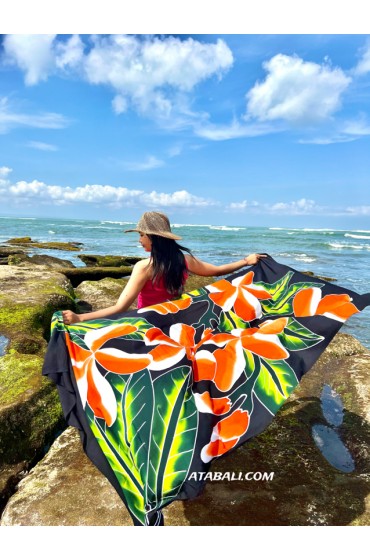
[0,237,369,526]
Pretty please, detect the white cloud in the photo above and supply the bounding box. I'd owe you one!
[27,141,58,151]
[346,205,370,215]
[226,198,320,215]
[142,189,214,208]
[112,95,128,115]
[195,119,282,140]
[0,166,12,177]
[299,114,370,144]
[0,96,70,133]
[298,135,356,145]
[228,200,248,210]
[1,167,367,217]
[3,34,56,85]
[0,173,215,209]
[122,155,165,171]
[3,34,84,85]
[83,35,233,120]
[2,34,233,124]
[353,38,370,76]
[246,54,351,124]
[341,115,370,136]
[167,144,183,158]
[54,34,84,71]
[270,198,318,214]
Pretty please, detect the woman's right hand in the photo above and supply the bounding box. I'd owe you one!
[245,253,267,265]
[62,310,81,325]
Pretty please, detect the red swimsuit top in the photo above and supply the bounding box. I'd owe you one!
[137,268,189,309]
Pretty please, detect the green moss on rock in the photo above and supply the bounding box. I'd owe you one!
[61,266,134,287]
[78,254,142,267]
[6,238,83,251]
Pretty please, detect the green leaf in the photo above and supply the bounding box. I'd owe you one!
[244,348,256,379]
[121,371,154,497]
[255,271,294,300]
[219,311,235,332]
[253,359,299,415]
[161,386,198,502]
[54,314,154,337]
[68,332,90,351]
[148,366,198,508]
[86,406,147,526]
[286,318,325,339]
[261,281,324,316]
[187,287,208,298]
[229,310,250,329]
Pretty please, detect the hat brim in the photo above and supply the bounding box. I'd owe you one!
[124,228,182,240]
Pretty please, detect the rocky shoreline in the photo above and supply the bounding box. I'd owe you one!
[0,237,369,526]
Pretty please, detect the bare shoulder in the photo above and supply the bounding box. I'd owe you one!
[132,258,152,277]
[184,254,197,268]
[135,257,151,269]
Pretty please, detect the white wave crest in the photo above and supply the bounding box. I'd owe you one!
[328,242,369,250]
[209,225,246,231]
[344,233,370,240]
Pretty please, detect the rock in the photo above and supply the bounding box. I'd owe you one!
[301,270,337,282]
[60,266,134,287]
[0,247,28,257]
[2,333,369,526]
[5,238,82,252]
[5,237,33,244]
[75,278,131,312]
[0,265,76,502]
[78,255,142,267]
[7,254,75,269]
[0,427,131,526]
[184,274,215,293]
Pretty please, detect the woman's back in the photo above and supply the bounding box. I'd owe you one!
[137,259,188,309]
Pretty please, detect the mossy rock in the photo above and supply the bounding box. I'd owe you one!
[7,254,75,269]
[0,350,66,508]
[184,274,215,292]
[0,266,77,506]
[6,238,83,252]
[78,254,142,267]
[301,270,337,282]
[60,266,134,287]
[0,247,27,258]
[6,237,33,244]
[75,278,129,312]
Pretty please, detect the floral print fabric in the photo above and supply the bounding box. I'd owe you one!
[42,256,370,526]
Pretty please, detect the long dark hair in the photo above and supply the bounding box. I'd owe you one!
[148,235,192,295]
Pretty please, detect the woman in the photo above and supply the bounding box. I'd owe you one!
[62,211,265,325]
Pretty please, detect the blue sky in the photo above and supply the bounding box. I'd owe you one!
[1,33,370,228]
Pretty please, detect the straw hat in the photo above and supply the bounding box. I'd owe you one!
[124,211,182,240]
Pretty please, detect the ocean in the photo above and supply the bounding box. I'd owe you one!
[1,216,369,349]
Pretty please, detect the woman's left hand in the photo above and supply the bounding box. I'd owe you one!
[245,253,267,265]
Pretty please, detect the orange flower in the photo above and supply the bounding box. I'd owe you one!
[65,324,151,427]
[194,318,289,392]
[237,317,290,360]
[207,271,272,321]
[201,408,250,463]
[193,390,232,416]
[137,296,192,315]
[194,335,246,392]
[293,288,360,322]
[144,324,213,371]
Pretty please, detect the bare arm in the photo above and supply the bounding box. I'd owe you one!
[185,253,266,277]
[62,260,151,324]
